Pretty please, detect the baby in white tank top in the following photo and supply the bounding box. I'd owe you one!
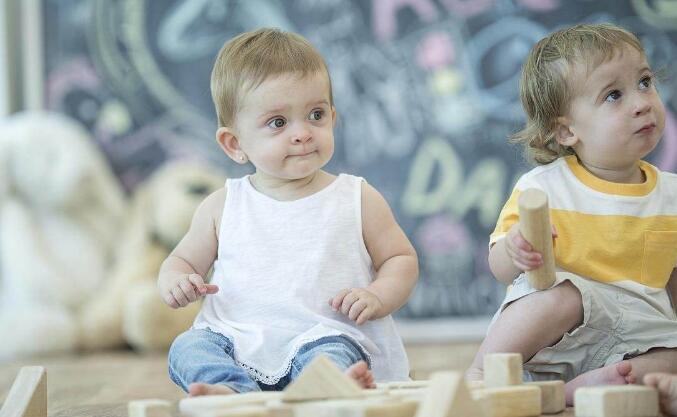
[157,28,419,396]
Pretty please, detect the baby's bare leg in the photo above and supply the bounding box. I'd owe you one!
[627,348,677,384]
[467,281,583,379]
[644,372,677,417]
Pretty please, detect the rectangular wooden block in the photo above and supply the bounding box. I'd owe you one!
[294,398,417,417]
[0,366,47,417]
[128,399,171,417]
[484,353,523,388]
[472,385,542,417]
[574,385,659,417]
[179,392,283,416]
[527,380,565,414]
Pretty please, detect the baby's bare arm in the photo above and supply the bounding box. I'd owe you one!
[360,182,418,318]
[488,238,524,285]
[158,188,225,307]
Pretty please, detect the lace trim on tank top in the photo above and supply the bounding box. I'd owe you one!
[234,334,373,385]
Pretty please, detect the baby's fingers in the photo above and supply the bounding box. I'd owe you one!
[340,291,359,315]
[355,305,376,325]
[171,287,189,307]
[506,245,542,271]
[179,279,198,302]
[510,232,533,252]
[348,299,367,321]
[330,289,351,311]
[163,292,180,309]
[187,274,219,295]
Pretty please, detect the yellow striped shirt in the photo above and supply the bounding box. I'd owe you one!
[490,155,677,288]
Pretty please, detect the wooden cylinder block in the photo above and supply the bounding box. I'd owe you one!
[518,188,556,290]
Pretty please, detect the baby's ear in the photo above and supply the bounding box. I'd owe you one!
[554,116,578,147]
[215,127,247,164]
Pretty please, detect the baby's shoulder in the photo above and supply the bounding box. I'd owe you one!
[194,187,227,236]
[514,159,568,190]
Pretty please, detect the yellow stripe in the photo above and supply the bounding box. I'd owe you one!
[551,210,677,288]
[564,155,657,196]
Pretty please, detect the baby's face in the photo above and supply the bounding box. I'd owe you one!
[233,71,335,181]
[564,45,665,170]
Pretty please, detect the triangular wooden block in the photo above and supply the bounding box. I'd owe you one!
[415,371,482,417]
[0,366,47,417]
[282,355,363,402]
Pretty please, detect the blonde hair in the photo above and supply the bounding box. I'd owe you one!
[211,28,333,128]
[511,23,644,164]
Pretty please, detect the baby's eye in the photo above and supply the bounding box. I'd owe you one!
[639,75,653,90]
[267,118,286,129]
[604,90,622,103]
[309,109,324,121]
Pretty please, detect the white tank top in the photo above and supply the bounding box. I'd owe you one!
[192,174,410,384]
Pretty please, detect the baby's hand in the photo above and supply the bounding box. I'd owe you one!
[159,273,219,309]
[505,223,558,272]
[329,288,384,325]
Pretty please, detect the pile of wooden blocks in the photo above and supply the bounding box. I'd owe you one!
[469,353,565,416]
[129,353,565,417]
[0,354,662,417]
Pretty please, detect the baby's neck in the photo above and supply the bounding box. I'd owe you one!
[580,160,645,184]
[250,170,335,201]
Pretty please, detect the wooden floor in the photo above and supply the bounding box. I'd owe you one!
[0,351,184,417]
[0,348,574,417]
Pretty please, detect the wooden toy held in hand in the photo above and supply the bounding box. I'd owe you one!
[518,188,556,290]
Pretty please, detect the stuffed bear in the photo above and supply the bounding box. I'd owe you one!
[78,161,226,351]
[0,111,126,360]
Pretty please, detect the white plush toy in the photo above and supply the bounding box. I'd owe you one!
[78,161,225,351]
[0,111,126,360]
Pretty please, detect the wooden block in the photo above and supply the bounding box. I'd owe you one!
[473,385,542,417]
[386,388,426,401]
[414,371,482,417]
[379,380,429,390]
[282,355,363,402]
[0,366,47,417]
[179,392,282,416]
[200,405,269,417]
[574,385,659,417]
[484,353,523,388]
[128,399,171,417]
[518,188,556,290]
[294,397,417,417]
[465,380,485,390]
[527,380,565,414]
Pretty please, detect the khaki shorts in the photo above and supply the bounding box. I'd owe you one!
[489,272,677,382]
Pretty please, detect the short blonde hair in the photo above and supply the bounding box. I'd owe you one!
[211,28,333,128]
[511,23,644,164]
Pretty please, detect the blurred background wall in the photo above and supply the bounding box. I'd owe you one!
[1,1,676,351]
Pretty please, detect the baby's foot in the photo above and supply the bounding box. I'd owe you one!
[188,382,236,396]
[565,361,632,405]
[345,360,376,389]
[465,367,484,382]
[644,372,677,417]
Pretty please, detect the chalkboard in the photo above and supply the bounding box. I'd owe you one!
[42,0,677,318]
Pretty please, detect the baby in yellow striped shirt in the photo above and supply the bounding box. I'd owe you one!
[467,23,677,406]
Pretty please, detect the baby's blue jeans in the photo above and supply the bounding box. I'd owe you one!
[168,328,369,393]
